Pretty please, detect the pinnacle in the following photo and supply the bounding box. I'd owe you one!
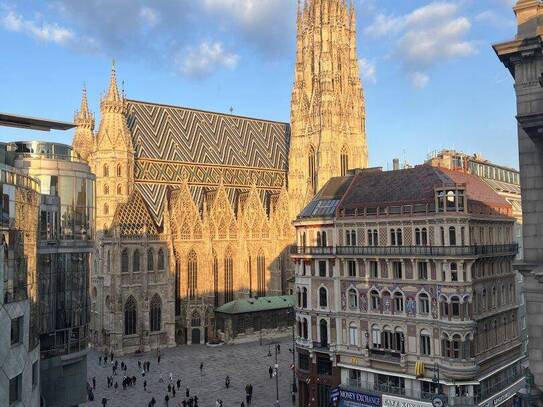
[106,60,121,102]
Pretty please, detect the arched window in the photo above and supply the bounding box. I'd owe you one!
[482,289,487,311]
[191,311,201,327]
[419,292,430,314]
[492,286,497,308]
[322,231,328,247]
[188,250,198,299]
[319,287,328,307]
[107,250,111,273]
[104,203,109,215]
[302,287,308,308]
[415,228,421,246]
[117,184,122,195]
[420,329,431,355]
[308,146,317,195]
[124,296,137,335]
[319,319,328,346]
[213,251,219,307]
[103,184,109,195]
[224,249,234,303]
[157,249,165,270]
[349,322,358,346]
[297,319,303,337]
[121,249,129,273]
[370,290,380,311]
[257,250,266,297]
[149,294,161,332]
[147,249,154,272]
[340,147,349,177]
[394,292,404,313]
[302,318,308,339]
[348,288,358,310]
[133,249,141,272]
[116,164,122,177]
[452,334,462,358]
[316,231,322,247]
[449,227,456,246]
[103,164,109,177]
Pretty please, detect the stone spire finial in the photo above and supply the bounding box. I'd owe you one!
[73,85,95,161]
[106,59,121,102]
[100,60,125,114]
[75,85,94,129]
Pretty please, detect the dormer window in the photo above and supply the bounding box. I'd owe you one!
[436,188,465,213]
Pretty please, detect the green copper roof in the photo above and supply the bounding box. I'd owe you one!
[215,295,294,315]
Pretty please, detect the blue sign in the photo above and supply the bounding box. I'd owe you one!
[339,389,382,407]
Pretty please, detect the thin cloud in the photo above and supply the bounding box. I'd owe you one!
[359,58,377,84]
[365,2,475,88]
[177,41,239,79]
[1,9,75,45]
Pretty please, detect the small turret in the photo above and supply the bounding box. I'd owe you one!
[72,86,95,161]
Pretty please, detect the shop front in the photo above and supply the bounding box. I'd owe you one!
[478,378,525,407]
[338,389,382,407]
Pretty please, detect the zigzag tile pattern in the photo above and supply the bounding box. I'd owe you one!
[125,100,291,222]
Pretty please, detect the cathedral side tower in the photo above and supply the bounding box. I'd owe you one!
[93,64,134,232]
[72,87,95,162]
[288,0,368,217]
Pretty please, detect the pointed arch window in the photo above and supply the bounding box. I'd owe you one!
[308,146,317,195]
[103,164,109,177]
[149,294,161,332]
[117,184,122,195]
[104,203,109,216]
[103,184,109,195]
[257,250,266,297]
[224,249,234,303]
[124,296,137,335]
[191,311,201,327]
[319,287,328,308]
[157,249,165,271]
[147,248,154,272]
[133,249,141,272]
[188,250,198,299]
[116,164,122,177]
[340,147,349,176]
[121,249,129,273]
[213,251,219,307]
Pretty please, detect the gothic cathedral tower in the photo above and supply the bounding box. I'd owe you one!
[288,0,368,217]
[92,64,134,232]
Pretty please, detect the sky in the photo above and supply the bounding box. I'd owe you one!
[0,0,520,169]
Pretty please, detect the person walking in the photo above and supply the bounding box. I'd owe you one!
[268,366,273,378]
[92,376,96,390]
[151,397,156,406]
[170,372,173,383]
[186,388,190,398]
[101,397,108,407]
[199,362,204,376]
[114,382,118,392]
[172,387,176,398]
[241,402,245,407]
[165,394,170,407]
[177,379,181,390]
[168,383,172,393]
[225,375,230,389]
[144,379,147,392]
[99,355,102,366]
[277,344,281,353]
[246,393,250,404]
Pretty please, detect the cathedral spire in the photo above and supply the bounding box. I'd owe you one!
[72,86,95,161]
[106,60,121,102]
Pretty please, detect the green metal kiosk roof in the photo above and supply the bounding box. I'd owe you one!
[215,295,294,315]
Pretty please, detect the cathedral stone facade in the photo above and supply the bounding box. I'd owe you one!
[73,0,368,354]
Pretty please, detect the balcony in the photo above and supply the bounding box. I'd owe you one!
[290,244,518,258]
[368,349,403,364]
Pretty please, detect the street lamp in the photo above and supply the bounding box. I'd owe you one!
[275,344,280,407]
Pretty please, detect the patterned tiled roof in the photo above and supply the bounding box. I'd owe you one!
[124,99,290,222]
[112,190,159,236]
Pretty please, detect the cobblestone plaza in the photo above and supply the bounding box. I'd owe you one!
[86,337,296,407]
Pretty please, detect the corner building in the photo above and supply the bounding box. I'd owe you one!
[292,166,524,407]
[72,0,368,353]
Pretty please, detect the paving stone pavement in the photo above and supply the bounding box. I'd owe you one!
[86,337,298,407]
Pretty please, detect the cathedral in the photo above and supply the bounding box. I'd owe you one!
[72,0,368,353]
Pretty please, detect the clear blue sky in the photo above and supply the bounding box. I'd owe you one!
[0,0,519,169]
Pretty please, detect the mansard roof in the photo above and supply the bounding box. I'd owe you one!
[297,165,512,219]
[112,190,160,236]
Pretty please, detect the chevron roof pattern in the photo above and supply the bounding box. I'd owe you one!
[126,99,290,169]
[124,99,291,223]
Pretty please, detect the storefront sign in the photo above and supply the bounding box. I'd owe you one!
[479,378,524,407]
[339,389,382,407]
[382,394,432,407]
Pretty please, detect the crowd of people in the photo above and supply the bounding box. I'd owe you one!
[87,349,263,406]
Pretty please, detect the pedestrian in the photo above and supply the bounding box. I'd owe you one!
[172,387,176,398]
[165,394,170,407]
[241,402,245,407]
[102,397,107,407]
[246,393,250,404]
[168,383,172,393]
[159,373,164,383]
[138,360,141,369]
[99,355,102,365]
[277,344,281,353]
[177,379,181,390]
[292,390,296,404]
[144,379,147,391]
[170,372,173,383]
[182,399,187,407]
[268,366,273,378]
[194,398,199,407]
[151,396,156,406]
[114,382,118,392]
[225,375,230,389]
[186,388,189,398]
[199,362,204,375]
[158,354,161,364]
[111,351,114,361]
[216,400,220,407]
[104,355,108,365]
[194,396,198,403]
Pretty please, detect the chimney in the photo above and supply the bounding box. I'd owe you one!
[392,158,400,171]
